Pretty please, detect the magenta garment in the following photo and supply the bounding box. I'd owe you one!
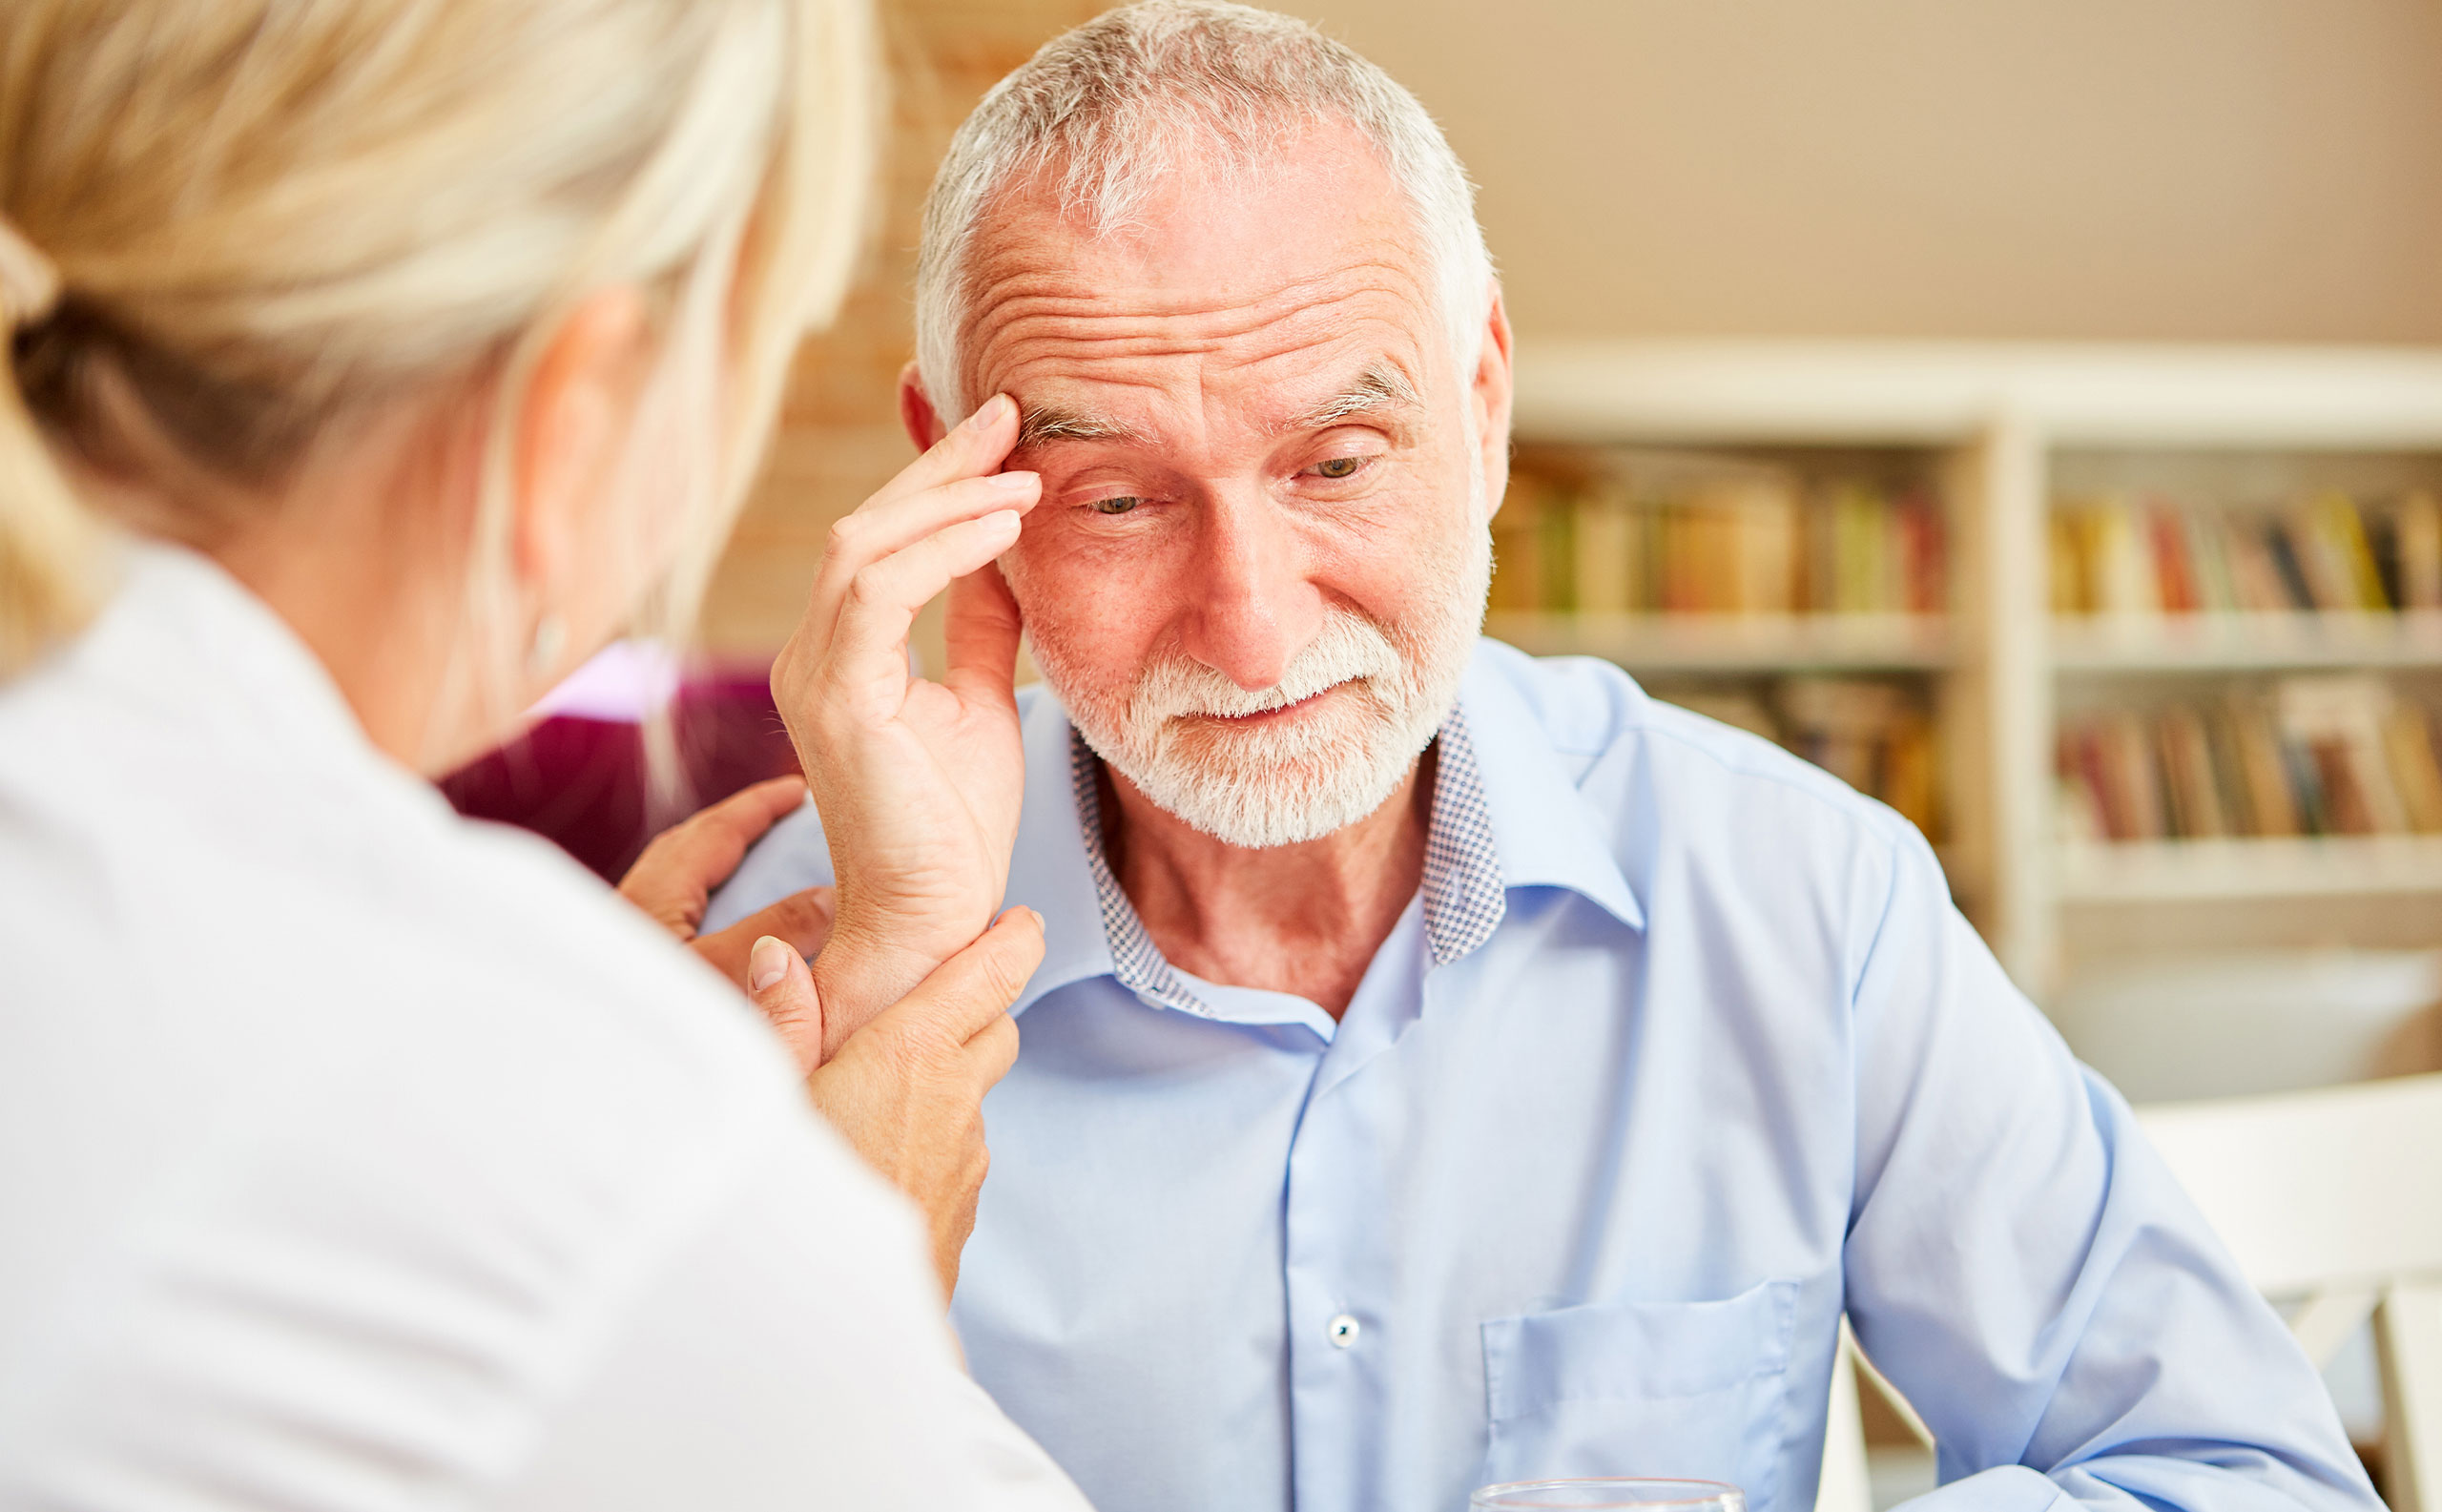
[439,671,798,881]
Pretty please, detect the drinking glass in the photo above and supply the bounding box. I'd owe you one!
[1469,1478,1746,1511]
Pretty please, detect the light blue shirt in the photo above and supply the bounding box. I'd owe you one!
[710,641,2377,1512]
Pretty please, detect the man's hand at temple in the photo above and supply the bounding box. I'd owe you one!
[618,774,837,990]
[744,908,1044,1301]
[769,390,1039,1055]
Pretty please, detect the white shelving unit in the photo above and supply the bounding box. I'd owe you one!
[2056,836,2442,903]
[2052,612,2442,673]
[1485,611,1953,672]
[1510,339,2442,1000]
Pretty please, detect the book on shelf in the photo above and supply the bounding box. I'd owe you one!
[2052,489,2442,617]
[1667,676,1939,839]
[2057,674,2442,844]
[1492,454,1945,618]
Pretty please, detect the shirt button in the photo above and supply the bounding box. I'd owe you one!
[1327,1313,1361,1349]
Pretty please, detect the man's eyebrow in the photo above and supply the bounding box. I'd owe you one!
[1013,404,1150,450]
[1279,362,1423,433]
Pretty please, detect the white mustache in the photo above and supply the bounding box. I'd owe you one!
[1128,612,1406,723]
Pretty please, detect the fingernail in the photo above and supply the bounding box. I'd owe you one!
[980,508,1024,538]
[749,935,793,993]
[988,468,1039,491]
[1023,907,1045,931]
[966,393,1012,430]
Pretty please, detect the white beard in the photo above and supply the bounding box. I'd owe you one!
[1026,506,1492,851]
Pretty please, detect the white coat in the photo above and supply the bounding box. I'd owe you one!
[0,543,1086,1511]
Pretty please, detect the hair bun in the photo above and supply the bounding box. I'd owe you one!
[0,217,60,333]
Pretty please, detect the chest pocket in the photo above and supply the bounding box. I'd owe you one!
[1479,1279,1798,1511]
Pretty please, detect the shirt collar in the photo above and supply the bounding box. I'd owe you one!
[1454,647,1645,933]
[1001,640,1644,1018]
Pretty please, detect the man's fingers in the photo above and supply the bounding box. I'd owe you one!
[747,934,825,1074]
[864,906,1046,1051]
[823,510,1028,693]
[790,394,1028,671]
[807,473,1037,649]
[867,391,1024,510]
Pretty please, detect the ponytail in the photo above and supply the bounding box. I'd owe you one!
[0,0,871,711]
[0,214,97,681]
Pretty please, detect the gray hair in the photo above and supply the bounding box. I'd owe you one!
[911,0,1493,421]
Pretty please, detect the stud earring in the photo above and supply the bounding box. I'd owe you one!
[527,612,567,681]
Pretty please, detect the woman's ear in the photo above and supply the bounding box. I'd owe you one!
[512,285,652,602]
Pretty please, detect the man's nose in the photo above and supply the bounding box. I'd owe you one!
[1180,488,1326,692]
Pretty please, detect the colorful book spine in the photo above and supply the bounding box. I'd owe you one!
[2058,678,2442,842]
[1772,676,1940,839]
[2050,489,2440,617]
[1494,460,1944,617]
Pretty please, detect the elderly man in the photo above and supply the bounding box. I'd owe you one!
[711,6,2381,1512]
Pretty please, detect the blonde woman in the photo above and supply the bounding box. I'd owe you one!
[0,1,1085,1507]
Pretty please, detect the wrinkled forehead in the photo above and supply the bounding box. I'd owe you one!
[955,125,1445,436]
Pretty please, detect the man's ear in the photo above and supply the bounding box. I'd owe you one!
[899,360,949,451]
[513,284,650,606]
[1471,281,1515,522]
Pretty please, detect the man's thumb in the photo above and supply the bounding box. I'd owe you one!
[748,935,825,1075]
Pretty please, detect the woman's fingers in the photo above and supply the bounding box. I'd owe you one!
[851,906,1045,1061]
[718,773,817,831]
[747,934,825,1074]
[618,775,809,938]
[964,1009,1023,1090]
[691,885,836,991]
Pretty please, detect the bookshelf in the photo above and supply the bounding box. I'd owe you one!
[1507,340,2442,1002]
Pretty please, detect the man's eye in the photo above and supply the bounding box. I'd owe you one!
[1312,456,1364,480]
[1089,496,1143,515]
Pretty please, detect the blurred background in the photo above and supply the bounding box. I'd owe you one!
[434,1,2442,1490]
[459,0,2442,1077]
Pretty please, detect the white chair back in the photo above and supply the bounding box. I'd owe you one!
[1811,1071,2442,1512]
[2141,1072,2442,1512]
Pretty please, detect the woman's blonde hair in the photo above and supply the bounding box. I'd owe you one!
[0,0,874,700]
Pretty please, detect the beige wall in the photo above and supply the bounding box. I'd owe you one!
[1273,0,2442,345]
[704,0,2442,654]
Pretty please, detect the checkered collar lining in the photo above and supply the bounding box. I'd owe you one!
[1067,706,1508,1017]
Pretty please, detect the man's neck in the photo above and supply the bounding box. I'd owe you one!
[1099,744,1438,1020]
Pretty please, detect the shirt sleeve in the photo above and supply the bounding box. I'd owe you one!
[490,1114,1093,1512]
[1839,821,2381,1512]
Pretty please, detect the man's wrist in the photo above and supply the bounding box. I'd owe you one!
[811,914,986,1042]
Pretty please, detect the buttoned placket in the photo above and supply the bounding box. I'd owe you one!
[1069,710,1506,1512]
